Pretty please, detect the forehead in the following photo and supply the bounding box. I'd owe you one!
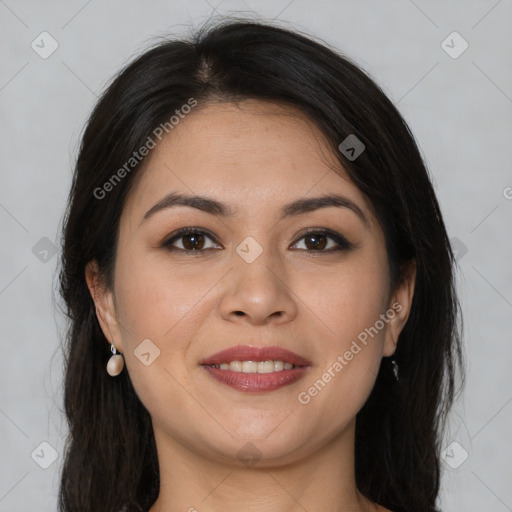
[122,100,374,225]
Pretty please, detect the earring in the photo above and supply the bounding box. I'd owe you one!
[391,358,399,381]
[106,341,124,377]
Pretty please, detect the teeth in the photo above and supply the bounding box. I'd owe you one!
[208,360,299,372]
[274,360,284,371]
[242,361,258,373]
[257,361,273,373]
[230,360,242,372]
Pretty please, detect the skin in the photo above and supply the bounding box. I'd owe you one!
[86,100,415,512]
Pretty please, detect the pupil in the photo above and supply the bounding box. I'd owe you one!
[184,234,204,250]
[306,234,326,250]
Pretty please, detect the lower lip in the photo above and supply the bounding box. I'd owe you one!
[201,365,311,392]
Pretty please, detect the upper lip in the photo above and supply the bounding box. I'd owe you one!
[199,345,312,366]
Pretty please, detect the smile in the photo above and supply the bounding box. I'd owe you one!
[206,360,299,372]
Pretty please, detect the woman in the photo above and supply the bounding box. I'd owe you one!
[58,17,464,512]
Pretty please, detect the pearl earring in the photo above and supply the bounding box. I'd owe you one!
[106,341,124,376]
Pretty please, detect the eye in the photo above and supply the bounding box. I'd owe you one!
[162,227,355,255]
[162,228,221,253]
[290,229,354,253]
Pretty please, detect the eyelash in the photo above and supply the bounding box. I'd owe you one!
[161,227,355,255]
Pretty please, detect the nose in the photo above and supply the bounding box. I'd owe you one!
[219,247,298,326]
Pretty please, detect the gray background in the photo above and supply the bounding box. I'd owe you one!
[1,0,511,510]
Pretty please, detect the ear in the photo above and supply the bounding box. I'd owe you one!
[382,259,416,357]
[85,259,124,353]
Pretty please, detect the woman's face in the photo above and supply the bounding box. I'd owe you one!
[88,100,414,466]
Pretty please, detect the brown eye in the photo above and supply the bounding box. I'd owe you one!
[163,228,220,253]
[181,232,205,250]
[303,233,328,250]
[291,230,354,252]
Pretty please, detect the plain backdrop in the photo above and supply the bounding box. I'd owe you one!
[0,1,511,511]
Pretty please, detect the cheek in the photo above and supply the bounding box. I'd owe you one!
[296,254,390,347]
[112,261,202,432]
[114,249,211,338]
[112,249,218,393]
[293,256,389,420]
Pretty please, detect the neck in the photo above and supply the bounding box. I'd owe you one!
[148,418,380,512]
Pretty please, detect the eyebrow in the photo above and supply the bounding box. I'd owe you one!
[140,192,368,227]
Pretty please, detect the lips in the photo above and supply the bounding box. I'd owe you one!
[199,345,312,367]
[199,345,312,393]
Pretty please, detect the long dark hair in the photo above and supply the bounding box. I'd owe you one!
[57,17,464,512]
